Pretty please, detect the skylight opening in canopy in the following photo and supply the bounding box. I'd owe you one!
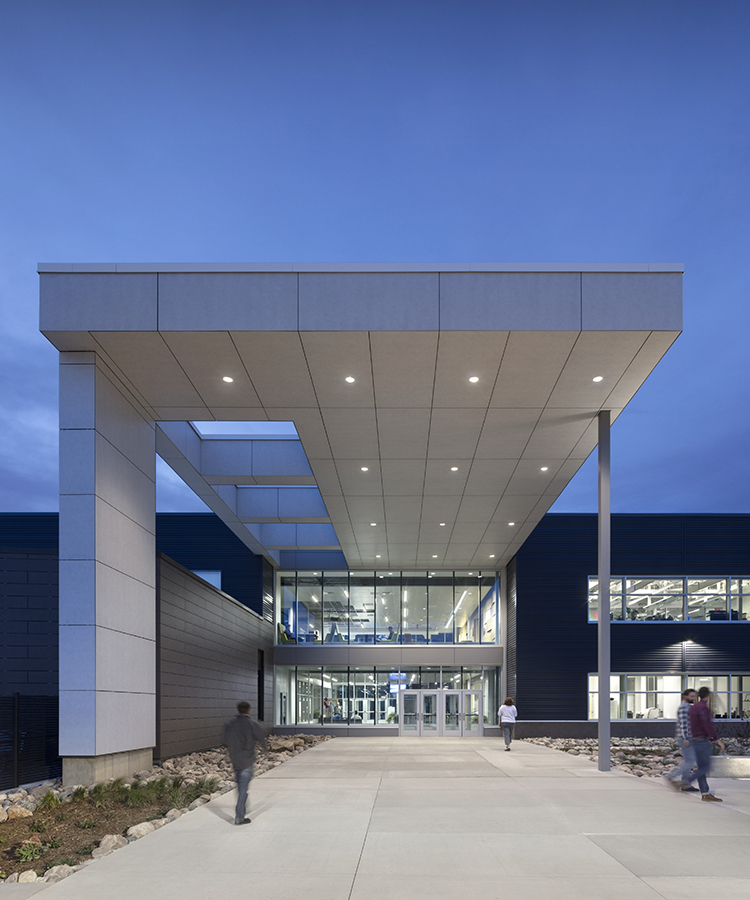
[190,421,299,440]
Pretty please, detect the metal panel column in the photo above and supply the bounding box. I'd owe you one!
[598,410,611,771]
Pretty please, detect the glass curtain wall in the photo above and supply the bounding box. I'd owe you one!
[277,571,500,644]
[588,673,750,719]
[276,666,501,726]
[402,572,428,643]
[589,576,750,622]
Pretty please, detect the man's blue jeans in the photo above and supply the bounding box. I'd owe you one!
[234,764,254,823]
[668,740,696,784]
[688,738,711,793]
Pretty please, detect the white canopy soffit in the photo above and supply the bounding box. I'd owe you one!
[39,264,683,569]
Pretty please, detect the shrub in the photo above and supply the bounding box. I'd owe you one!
[16,837,46,863]
[35,791,61,812]
[29,822,47,834]
[71,787,87,802]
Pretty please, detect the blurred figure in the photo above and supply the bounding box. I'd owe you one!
[499,697,518,750]
[686,686,725,801]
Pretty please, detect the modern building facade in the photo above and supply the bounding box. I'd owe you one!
[29,263,687,780]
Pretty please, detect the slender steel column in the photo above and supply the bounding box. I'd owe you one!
[598,410,611,771]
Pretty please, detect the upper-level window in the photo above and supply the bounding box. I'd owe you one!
[588,576,750,622]
[276,570,499,645]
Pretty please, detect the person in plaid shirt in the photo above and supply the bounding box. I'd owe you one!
[665,689,698,791]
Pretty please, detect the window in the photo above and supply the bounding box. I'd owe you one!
[274,666,501,725]
[588,673,750,719]
[588,576,750,622]
[276,570,500,644]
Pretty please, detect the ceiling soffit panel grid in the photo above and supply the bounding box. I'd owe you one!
[40,266,682,570]
[87,327,675,569]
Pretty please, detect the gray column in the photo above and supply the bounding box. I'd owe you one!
[58,352,156,783]
[597,410,611,771]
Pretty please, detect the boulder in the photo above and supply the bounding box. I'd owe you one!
[7,805,33,819]
[4,873,19,883]
[18,871,38,882]
[126,821,156,839]
[0,808,7,823]
[44,864,76,882]
[98,834,128,853]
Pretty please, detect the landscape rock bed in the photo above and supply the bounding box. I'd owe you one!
[521,734,748,778]
[0,733,329,884]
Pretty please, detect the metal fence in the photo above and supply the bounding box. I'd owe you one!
[0,695,61,790]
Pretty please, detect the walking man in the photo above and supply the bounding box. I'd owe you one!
[686,686,725,801]
[223,700,266,825]
[665,689,698,791]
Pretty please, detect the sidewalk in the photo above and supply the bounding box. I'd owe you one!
[7,737,750,899]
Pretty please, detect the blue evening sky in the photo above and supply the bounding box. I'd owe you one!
[1,0,748,515]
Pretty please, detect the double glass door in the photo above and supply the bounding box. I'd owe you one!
[399,690,482,737]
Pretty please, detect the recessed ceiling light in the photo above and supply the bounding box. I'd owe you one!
[469,376,479,383]
[450,466,458,472]
[370,522,377,527]
[593,375,604,383]
[540,466,549,472]
[375,554,381,558]
[360,466,369,472]
[222,376,234,383]
[439,522,446,527]
[345,376,355,383]
[468,572,473,575]
[432,555,438,558]
[489,554,495,558]
[508,522,515,526]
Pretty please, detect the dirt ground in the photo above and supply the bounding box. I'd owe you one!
[0,796,173,879]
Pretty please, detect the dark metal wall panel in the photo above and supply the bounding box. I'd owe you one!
[513,514,750,721]
[506,559,517,701]
[155,514,265,616]
[156,554,274,760]
[0,550,59,696]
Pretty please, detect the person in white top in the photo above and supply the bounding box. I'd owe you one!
[499,697,518,751]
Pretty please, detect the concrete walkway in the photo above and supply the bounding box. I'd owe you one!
[8,737,750,899]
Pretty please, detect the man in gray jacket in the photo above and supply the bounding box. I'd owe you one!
[223,700,266,825]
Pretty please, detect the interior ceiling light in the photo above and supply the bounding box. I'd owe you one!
[360,466,369,472]
[370,522,377,527]
[440,522,446,527]
[432,554,438,558]
[540,466,549,472]
[593,375,604,383]
[345,376,355,383]
[469,376,479,383]
[222,376,234,383]
[375,554,381,558]
[489,554,495,558]
[450,466,458,472]
[508,522,515,526]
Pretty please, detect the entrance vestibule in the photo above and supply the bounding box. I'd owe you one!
[399,689,483,737]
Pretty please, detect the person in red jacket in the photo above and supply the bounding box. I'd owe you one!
[686,686,725,801]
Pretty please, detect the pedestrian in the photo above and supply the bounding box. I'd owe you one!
[222,700,266,825]
[686,686,725,801]
[665,688,699,791]
[499,697,518,750]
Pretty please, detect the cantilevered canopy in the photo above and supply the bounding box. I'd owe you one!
[40,263,682,568]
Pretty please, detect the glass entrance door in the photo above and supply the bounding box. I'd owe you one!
[399,690,483,736]
[444,691,461,735]
[463,690,482,737]
[421,692,439,735]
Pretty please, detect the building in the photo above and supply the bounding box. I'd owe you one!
[5,263,696,782]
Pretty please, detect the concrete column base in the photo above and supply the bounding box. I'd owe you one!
[62,747,153,786]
